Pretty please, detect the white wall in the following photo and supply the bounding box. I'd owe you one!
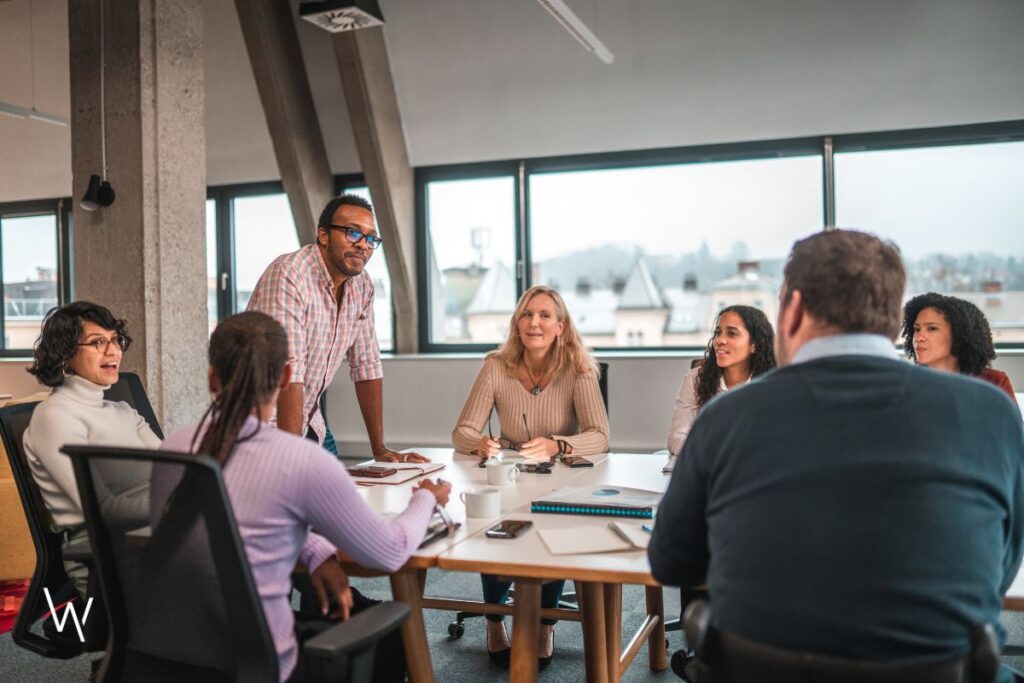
[325,351,1024,456]
[2,0,1024,201]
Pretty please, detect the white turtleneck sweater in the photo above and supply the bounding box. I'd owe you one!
[23,374,161,530]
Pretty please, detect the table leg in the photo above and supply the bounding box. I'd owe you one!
[510,579,542,683]
[578,581,609,683]
[603,583,623,682]
[645,585,667,671]
[390,569,434,683]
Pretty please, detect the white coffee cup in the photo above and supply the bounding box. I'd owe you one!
[460,486,502,519]
[486,461,519,486]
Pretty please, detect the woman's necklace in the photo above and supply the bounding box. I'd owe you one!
[524,361,549,395]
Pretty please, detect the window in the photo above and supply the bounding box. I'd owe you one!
[232,192,300,313]
[345,186,393,352]
[836,140,1024,343]
[528,156,823,348]
[423,175,518,345]
[1,203,63,353]
[206,198,217,335]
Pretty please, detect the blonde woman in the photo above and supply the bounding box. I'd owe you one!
[452,285,609,669]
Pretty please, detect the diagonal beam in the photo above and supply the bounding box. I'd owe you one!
[332,27,418,353]
[234,0,334,246]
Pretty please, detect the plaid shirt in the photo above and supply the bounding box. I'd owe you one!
[247,244,383,441]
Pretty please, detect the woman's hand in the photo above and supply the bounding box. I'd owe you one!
[474,437,501,458]
[518,438,559,459]
[418,478,452,506]
[309,557,353,620]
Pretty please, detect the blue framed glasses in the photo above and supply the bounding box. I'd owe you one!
[326,224,384,250]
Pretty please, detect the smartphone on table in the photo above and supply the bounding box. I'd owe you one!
[485,520,533,539]
[347,465,398,478]
[561,456,593,468]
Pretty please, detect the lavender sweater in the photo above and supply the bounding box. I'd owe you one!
[161,417,435,681]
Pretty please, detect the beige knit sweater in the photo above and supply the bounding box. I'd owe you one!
[451,356,610,455]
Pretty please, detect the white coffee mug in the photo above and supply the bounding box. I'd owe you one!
[486,461,519,486]
[460,486,502,519]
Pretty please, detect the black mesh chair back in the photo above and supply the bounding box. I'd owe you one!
[103,372,164,439]
[0,401,102,658]
[598,362,609,415]
[684,599,1000,683]
[63,445,276,683]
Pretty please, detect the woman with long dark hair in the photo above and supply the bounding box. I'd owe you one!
[24,301,158,598]
[902,292,1015,399]
[667,305,776,456]
[159,312,450,682]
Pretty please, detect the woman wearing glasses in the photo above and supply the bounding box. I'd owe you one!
[23,301,160,598]
[451,285,609,669]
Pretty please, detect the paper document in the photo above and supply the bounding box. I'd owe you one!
[349,460,445,485]
[538,522,649,555]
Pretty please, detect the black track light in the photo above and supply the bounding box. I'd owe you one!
[80,174,115,211]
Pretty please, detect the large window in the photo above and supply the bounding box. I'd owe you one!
[206,198,218,335]
[0,202,64,352]
[836,140,1024,344]
[423,175,518,345]
[529,157,823,348]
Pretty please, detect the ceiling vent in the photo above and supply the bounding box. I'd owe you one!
[299,0,384,33]
[535,0,614,64]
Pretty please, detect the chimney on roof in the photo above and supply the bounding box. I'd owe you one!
[611,276,626,295]
[576,278,591,297]
[738,261,760,278]
[683,273,698,292]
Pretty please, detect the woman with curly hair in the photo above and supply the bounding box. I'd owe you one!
[902,292,1015,399]
[667,305,776,456]
[451,285,609,669]
[23,301,159,598]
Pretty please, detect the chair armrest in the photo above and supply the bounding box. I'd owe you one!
[63,539,94,565]
[303,601,410,660]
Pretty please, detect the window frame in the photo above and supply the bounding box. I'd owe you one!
[416,120,1024,353]
[0,197,72,357]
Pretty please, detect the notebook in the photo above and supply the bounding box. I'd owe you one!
[348,460,446,485]
[531,485,662,518]
[538,521,650,555]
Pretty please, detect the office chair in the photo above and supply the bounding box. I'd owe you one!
[598,361,609,415]
[64,444,408,683]
[682,599,1001,683]
[103,371,164,439]
[0,402,106,657]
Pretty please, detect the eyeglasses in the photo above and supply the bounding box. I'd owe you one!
[325,225,383,250]
[77,334,129,353]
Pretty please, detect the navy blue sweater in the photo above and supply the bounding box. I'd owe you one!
[649,355,1024,664]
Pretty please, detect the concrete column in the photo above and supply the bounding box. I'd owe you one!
[235,0,335,246]
[68,0,207,432]
[333,28,419,353]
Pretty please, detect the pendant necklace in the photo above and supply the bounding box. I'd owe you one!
[525,362,548,395]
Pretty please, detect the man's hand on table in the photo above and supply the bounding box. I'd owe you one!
[374,447,431,464]
[310,557,353,620]
[417,479,452,506]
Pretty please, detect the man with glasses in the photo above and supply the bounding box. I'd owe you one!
[247,194,427,464]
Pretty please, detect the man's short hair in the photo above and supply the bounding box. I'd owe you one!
[782,229,906,338]
[317,194,375,228]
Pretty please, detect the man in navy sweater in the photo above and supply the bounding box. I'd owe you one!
[649,230,1024,678]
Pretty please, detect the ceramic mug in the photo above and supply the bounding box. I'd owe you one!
[485,461,520,486]
[460,486,501,518]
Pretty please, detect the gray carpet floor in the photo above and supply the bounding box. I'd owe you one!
[0,570,682,682]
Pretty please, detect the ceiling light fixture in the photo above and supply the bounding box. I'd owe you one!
[535,0,614,64]
[298,0,384,33]
[80,0,115,211]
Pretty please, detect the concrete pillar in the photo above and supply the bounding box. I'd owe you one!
[235,0,335,246]
[333,28,419,353]
[68,0,207,432]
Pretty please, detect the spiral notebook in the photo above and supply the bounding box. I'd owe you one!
[531,485,662,518]
[348,460,446,485]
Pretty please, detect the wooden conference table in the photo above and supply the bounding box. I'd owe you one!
[347,448,668,683]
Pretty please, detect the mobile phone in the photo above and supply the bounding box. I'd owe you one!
[347,465,397,478]
[520,462,552,474]
[561,456,594,468]
[485,520,533,539]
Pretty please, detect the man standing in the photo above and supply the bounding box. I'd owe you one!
[649,230,1023,677]
[248,194,427,463]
